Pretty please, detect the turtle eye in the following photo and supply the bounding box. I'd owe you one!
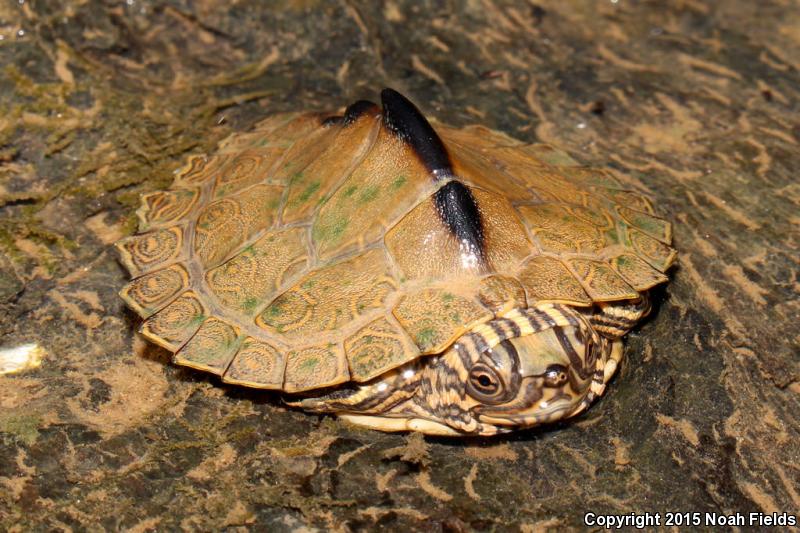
[466,364,504,402]
[543,364,569,388]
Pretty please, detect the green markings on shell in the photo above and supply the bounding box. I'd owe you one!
[345,317,420,382]
[140,290,207,351]
[174,317,244,374]
[283,344,348,392]
[256,249,396,338]
[223,337,285,389]
[297,181,321,203]
[312,215,349,244]
[358,185,380,204]
[393,289,491,354]
[390,174,408,190]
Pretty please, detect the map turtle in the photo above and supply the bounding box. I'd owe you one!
[116,89,676,435]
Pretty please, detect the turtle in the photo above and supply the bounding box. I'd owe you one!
[115,88,676,436]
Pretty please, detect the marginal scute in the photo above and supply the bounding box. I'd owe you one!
[256,249,396,337]
[284,344,349,392]
[610,253,669,291]
[223,337,286,389]
[625,226,677,272]
[174,317,243,374]
[206,228,309,315]
[137,189,199,231]
[116,225,184,277]
[194,184,284,268]
[140,290,206,351]
[212,148,283,198]
[173,154,231,188]
[617,206,672,244]
[119,264,189,317]
[345,316,420,382]
[518,256,592,306]
[565,258,639,301]
[478,275,527,313]
[604,190,654,214]
[393,289,491,354]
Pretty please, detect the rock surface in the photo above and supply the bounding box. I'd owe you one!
[1,1,798,530]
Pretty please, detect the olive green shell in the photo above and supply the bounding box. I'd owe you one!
[116,106,676,393]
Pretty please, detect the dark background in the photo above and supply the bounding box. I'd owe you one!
[0,1,798,530]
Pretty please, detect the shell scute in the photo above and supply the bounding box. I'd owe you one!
[256,249,396,337]
[435,122,522,149]
[206,227,309,316]
[518,144,581,166]
[137,188,200,231]
[617,205,672,244]
[603,189,655,214]
[282,113,379,224]
[624,225,677,272]
[393,289,492,354]
[517,256,592,306]
[115,225,185,277]
[565,258,638,301]
[609,253,669,291]
[211,148,284,198]
[566,167,625,189]
[447,143,533,201]
[345,316,420,382]
[477,275,527,313]
[194,184,283,268]
[223,336,286,389]
[140,290,207,351]
[173,154,231,188]
[119,263,190,317]
[283,343,349,392]
[518,204,607,255]
[311,125,436,260]
[174,317,243,374]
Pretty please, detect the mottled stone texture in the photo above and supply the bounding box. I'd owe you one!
[1,1,798,531]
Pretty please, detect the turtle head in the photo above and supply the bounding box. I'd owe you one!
[460,323,602,433]
[295,304,614,436]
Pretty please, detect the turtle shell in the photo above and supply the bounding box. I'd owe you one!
[116,89,676,393]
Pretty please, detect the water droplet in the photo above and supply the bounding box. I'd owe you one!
[17,29,25,37]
